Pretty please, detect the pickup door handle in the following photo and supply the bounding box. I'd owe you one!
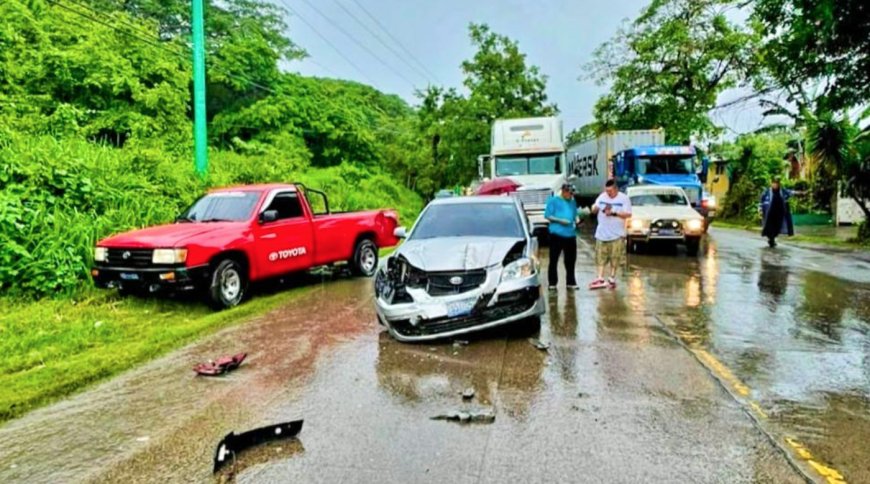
[260,234,277,239]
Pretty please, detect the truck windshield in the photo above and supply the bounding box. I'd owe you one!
[410,203,524,240]
[177,192,260,222]
[630,192,688,206]
[495,155,561,176]
[636,156,694,175]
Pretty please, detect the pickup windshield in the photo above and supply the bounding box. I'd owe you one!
[177,192,260,222]
[636,156,694,175]
[410,203,524,240]
[630,192,688,206]
[495,154,561,176]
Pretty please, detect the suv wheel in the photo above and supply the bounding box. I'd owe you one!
[350,239,378,277]
[208,258,247,309]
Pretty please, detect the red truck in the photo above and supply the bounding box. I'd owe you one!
[91,183,400,308]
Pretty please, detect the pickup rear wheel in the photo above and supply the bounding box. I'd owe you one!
[208,258,247,309]
[350,238,378,277]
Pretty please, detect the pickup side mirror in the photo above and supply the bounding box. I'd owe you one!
[260,210,279,224]
[393,227,407,239]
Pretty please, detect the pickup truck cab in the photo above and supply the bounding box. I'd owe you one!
[91,183,399,308]
[624,185,705,256]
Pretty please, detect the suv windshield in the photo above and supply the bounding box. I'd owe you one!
[410,203,524,240]
[177,192,260,222]
[636,156,694,175]
[495,155,561,176]
[630,192,688,206]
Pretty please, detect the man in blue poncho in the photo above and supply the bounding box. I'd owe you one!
[760,177,794,248]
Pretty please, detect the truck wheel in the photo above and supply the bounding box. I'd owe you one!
[351,238,378,277]
[685,239,701,257]
[208,259,247,309]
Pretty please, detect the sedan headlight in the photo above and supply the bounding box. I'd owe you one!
[500,257,535,282]
[152,248,188,264]
[94,247,108,262]
[685,219,704,232]
[628,218,646,231]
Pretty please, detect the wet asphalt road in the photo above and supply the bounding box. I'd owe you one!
[0,227,868,483]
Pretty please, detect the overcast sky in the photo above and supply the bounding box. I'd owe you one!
[276,0,768,137]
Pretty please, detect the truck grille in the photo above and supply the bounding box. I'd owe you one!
[651,219,684,236]
[427,270,487,296]
[511,188,550,207]
[105,248,153,267]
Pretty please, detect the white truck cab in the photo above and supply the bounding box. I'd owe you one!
[478,117,567,235]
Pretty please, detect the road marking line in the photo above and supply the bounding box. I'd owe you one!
[656,316,849,484]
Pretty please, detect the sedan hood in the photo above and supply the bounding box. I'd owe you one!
[98,222,241,248]
[632,205,702,221]
[392,237,523,272]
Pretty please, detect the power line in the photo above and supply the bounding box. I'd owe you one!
[276,0,374,85]
[348,0,441,84]
[331,0,431,85]
[293,0,418,89]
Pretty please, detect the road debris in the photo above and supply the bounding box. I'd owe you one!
[453,340,469,348]
[194,353,247,377]
[462,388,475,400]
[430,409,495,424]
[528,338,550,351]
[213,420,303,473]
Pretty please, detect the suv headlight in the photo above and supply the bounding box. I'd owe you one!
[685,219,704,232]
[94,247,108,262]
[152,248,188,264]
[500,257,535,282]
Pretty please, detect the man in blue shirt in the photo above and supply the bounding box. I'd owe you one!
[544,183,580,289]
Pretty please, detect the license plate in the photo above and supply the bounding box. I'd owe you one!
[447,298,477,318]
[659,229,675,236]
[120,272,140,281]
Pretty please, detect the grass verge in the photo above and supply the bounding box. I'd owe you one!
[0,285,312,423]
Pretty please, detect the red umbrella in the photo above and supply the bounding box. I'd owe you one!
[475,177,520,196]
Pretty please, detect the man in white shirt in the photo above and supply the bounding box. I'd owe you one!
[589,179,632,289]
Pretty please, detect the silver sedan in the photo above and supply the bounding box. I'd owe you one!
[374,197,545,342]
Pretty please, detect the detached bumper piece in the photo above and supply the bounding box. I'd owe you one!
[213,420,304,473]
[390,287,539,338]
[91,265,208,292]
[194,353,247,376]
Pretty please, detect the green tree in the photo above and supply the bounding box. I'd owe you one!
[752,0,870,113]
[587,0,757,143]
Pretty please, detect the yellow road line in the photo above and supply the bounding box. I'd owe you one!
[694,349,751,397]
[786,438,847,484]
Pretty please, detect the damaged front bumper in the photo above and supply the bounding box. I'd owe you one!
[375,268,544,342]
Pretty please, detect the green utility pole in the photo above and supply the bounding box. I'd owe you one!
[191,0,208,178]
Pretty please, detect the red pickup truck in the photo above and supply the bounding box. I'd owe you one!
[91,183,399,308]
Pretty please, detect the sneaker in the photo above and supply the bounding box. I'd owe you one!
[588,279,607,290]
[548,285,557,291]
[607,277,617,288]
[566,284,579,290]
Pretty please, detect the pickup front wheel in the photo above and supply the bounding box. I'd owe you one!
[350,238,378,277]
[208,258,247,309]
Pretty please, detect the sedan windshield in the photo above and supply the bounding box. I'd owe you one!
[630,192,688,206]
[410,203,525,240]
[177,192,260,222]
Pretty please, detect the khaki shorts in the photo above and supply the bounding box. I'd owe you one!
[596,238,625,268]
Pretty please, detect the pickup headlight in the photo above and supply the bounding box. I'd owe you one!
[152,248,188,264]
[94,247,108,262]
[500,257,535,282]
[686,219,704,232]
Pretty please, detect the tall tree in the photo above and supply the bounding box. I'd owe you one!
[415,23,557,192]
[587,0,757,143]
[752,0,870,114]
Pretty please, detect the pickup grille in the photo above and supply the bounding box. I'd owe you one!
[105,248,153,267]
[427,270,487,296]
[511,188,550,207]
[651,219,683,236]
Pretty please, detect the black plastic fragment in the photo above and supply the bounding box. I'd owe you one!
[213,419,303,473]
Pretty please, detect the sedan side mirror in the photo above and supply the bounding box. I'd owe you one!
[393,227,407,239]
[260,210,279,224]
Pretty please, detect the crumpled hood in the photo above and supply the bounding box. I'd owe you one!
[98,222,242,248]
[632,205,703,221]
[391,237,523,272]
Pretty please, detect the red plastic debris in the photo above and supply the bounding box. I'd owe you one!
[194,353,247,376]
